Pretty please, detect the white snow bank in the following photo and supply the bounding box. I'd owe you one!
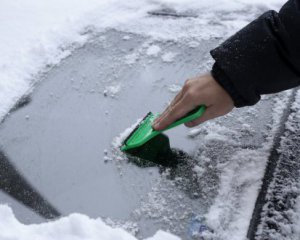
[0,205,179,240]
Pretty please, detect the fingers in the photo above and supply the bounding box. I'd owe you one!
[153,89,183,126]
[170,89,184,108]
[153,96,193,131]
[152,73,235,130]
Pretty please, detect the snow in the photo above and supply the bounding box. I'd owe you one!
[0,0,287,239]
[254,89,300,240]
[204,149,267,240]
[125,53,139,65]
[162,52,178,63]
[103,84,122,98]
[146,45,161,57]
[201,92,293,240]
[0,0,284,121]
[112,117,143,149]
[0,205,179,240]
[167,84,182,93]
[294,195,300,236]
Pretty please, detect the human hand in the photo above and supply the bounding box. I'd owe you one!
[152,73,234,130]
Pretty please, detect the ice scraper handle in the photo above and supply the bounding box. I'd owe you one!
[163,105,206,131]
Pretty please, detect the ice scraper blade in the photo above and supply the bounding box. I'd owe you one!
[121,105,206,153]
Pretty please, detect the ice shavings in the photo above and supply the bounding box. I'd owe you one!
[133,170,205,238]
[123,35,131,40]
[193,165,205,178]
[112,118,143,148]
[188,121,238,144]
[125,53,139,65]
[0,205,178,240]
[162,52,178,63]
[146,45,161,57]
[167,84,182,93]
[103,118,143,164]
[103,84,121,98]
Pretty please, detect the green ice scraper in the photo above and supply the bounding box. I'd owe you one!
[121,105,206,152]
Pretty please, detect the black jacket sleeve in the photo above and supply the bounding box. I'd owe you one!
[210,0,300,107]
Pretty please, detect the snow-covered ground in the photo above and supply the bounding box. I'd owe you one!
[2,0,298,240]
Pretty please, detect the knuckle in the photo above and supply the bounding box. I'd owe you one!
[185,89,197,99]
[184,79,191,85]
[183,79,192,90]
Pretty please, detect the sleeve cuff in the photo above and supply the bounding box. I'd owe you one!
[211,63,252,108]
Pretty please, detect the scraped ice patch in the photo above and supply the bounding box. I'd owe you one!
[161,52,178,63]
[0,205,178,240]
[146,45,161,57]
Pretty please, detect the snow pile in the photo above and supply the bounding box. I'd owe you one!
[0,205,179,240]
